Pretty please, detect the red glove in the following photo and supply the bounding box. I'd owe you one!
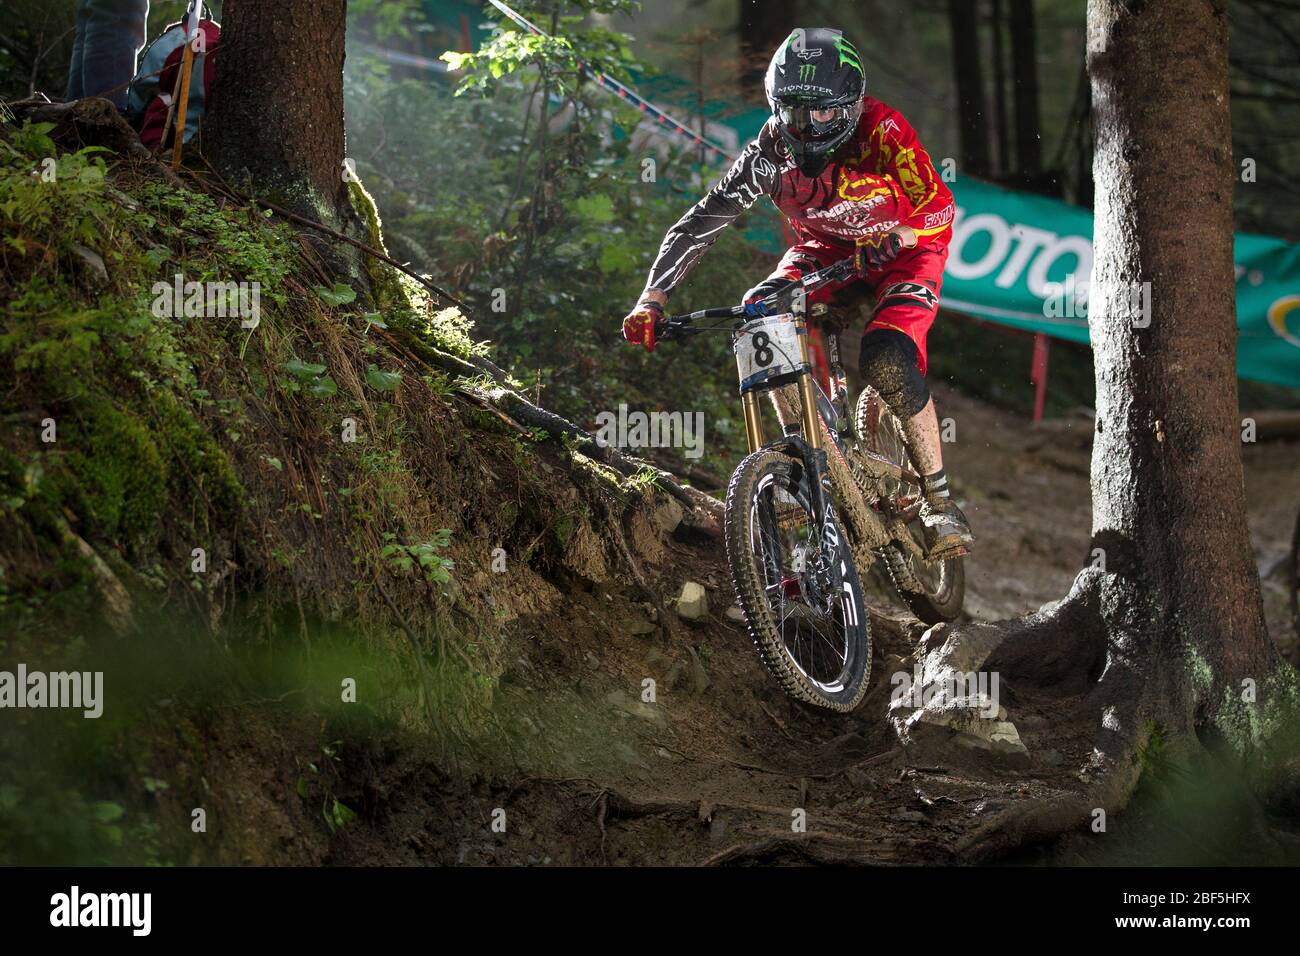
[622,300,664,352]
[854,231,906,274]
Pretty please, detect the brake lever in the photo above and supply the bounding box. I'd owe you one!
[745,257,857,318]
[657,318,699,345]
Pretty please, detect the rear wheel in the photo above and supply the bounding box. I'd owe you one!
[854,387,965,624]
[724,449,871,711]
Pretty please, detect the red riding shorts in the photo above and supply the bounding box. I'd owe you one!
[763,238,948,376]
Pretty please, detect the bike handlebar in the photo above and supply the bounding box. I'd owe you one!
[655,256,855,343]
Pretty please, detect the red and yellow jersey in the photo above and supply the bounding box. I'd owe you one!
[644,97,954,295]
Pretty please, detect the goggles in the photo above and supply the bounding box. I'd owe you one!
[775,103,857,142]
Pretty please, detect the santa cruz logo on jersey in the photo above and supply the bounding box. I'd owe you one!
[869,125,938,224]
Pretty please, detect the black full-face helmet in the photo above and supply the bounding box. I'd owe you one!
[765,27,866,176]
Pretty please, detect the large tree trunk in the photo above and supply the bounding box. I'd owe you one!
[205,0,349,223]
[948,0,991,177]
[1086,0,1272,695]
[891,0,1297,862]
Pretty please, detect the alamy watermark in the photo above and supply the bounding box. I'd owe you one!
[594,403,705,460]
[151,273,261,329]
[0,664,103,718]
[1041,274,1152,327]
[50,886,150,936]
[890,665,1000,718]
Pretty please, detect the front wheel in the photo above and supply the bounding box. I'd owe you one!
[724,449,871,712]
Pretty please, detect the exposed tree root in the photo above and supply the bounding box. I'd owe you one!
[595,790,697,820]
[701,832,938,866]
[889,566,1300,862]
[895,571,1162,859]
[6,96,174,176]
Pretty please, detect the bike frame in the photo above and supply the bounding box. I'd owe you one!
[659,258,926,563]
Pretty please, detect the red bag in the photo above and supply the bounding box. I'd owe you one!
[137,19,221,149]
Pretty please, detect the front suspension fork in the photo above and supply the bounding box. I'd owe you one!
[741,308,825,458]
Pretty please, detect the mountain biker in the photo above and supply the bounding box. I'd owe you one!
[620,26,973,559]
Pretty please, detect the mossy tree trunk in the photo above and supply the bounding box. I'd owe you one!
[903,0,1298,861]
[1087,0,1274,702]
[204,0,349,223]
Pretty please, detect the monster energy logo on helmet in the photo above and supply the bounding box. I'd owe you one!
[834,34,863,76]
[766,27,867,175]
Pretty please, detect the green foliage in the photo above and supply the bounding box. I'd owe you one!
[135,182,295,310]
[381,528,455,585]
[0,120,301,597]
[441,0,642,95]
[365,365,402,392]
[627,465,660,491]
[0,124,111,245]
[285,358,327,378]
[313,282,357,307]
[323,795,357,833]
[149,390,244,522]
[345,4,767,469]
[283,357,339,398]
[0,773,134,865]
[422,306,481,359]
[55,404,168,546]
[348,0,422,43]
[294,738,359,836]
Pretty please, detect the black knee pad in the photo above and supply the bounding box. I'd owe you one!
[859,329,930,418]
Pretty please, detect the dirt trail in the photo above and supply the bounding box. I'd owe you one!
[316,385,1298,866]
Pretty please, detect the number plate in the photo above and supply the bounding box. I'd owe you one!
[734,313,805,393]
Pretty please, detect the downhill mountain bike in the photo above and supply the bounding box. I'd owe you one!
[657,258,966,711]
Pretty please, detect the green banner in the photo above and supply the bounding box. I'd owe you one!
[941,178,1300,387]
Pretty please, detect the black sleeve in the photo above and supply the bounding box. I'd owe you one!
[643,131,781,296]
